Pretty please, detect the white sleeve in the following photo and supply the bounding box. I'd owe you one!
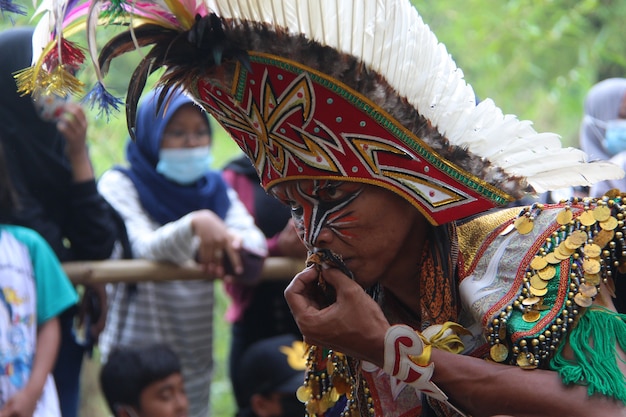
[98,170,197,265]
[224,188,268,257]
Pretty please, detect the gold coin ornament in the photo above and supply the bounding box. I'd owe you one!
[583,243,601,258]
[530,256,548,270]
[490,343,509,363]
[544,252,561,265]
[516,354,538,370]
[600,216,618,231]
[487,196,626,372]
[574,293,593,308]
[556,209,573,225]
[582,258,601,275]
[522,296,541,306]
[584,273,601,286]
[537,266,556,281]
[593,229,614,248]
[514,216,534,235]
[530,274,549,289]
[297,385,312,403]
[555,244,574,260]
[563,238,580,251]
[593,205,611,222]
[522,310,541,323]
[578,210,597,226]
[578,283,598,298]
[529,286,548,297]
[569,230,588,246]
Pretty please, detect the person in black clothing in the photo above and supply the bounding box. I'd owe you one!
[222,154,307,412]
[0,27,120,417]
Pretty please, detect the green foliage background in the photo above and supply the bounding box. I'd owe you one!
[2,1,625,416]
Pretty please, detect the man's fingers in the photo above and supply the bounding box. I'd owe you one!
[224,246,242,275]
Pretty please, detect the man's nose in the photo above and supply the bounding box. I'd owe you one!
[307,223,334,248]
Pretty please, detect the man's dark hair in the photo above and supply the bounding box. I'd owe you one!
[0,140,18,223]
[100,344,182,414]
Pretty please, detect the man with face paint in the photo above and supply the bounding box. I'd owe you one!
[20,0,626,416]
[97,87,267,417]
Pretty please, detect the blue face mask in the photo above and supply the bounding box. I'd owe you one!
[605,119,626,156]
[156,146,214,185]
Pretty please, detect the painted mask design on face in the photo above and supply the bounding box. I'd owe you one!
[272,180,362,250]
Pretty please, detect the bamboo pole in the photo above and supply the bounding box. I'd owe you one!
[63,257,306,285]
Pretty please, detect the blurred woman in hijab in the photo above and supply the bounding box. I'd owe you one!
[579,78,626,197]
[0,26,120,417]
[97,87,266,417]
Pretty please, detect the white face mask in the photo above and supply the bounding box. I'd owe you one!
[156,146,213,185]
[604,119,626,156]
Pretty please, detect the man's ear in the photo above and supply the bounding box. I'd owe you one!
[114,404,140,417]
[250,393,278,417]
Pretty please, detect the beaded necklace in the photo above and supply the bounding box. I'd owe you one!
[487,195,625,368]
[296,250,375,416]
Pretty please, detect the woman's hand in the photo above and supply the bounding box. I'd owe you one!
[56,102,94,182]
[76,284,107,347]
[284,265,388,366]
[191,209,243,279]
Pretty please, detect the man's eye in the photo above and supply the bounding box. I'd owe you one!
[290,205,303,217]
[318,185,344,201]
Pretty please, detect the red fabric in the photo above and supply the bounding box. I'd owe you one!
[196,55,510,226]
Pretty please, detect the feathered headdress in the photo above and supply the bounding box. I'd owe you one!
[16,0,624,226]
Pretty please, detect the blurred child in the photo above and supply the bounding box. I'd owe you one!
[99,344,188,417]
[0,141,79,416]
[235,334,306,417]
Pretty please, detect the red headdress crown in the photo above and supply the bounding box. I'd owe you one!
[18,0,624,225]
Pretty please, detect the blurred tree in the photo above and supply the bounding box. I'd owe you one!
[414,0,626,146]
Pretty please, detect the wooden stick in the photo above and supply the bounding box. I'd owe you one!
[63,257,306,285]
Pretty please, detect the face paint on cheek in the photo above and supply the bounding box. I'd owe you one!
[274,181,362,248]
[291,216,312,251]
[296,182,361,247]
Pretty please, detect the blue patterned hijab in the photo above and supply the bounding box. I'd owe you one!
[118,88,230,225]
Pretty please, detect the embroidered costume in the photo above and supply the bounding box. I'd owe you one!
[10,0,626,415]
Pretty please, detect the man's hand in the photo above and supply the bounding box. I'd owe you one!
[284,265,388,366]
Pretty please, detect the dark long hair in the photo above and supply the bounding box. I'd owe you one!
[0,140,18,223]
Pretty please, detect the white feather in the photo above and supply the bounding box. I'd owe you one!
[348,1,361,59]
[31,0,57,65]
